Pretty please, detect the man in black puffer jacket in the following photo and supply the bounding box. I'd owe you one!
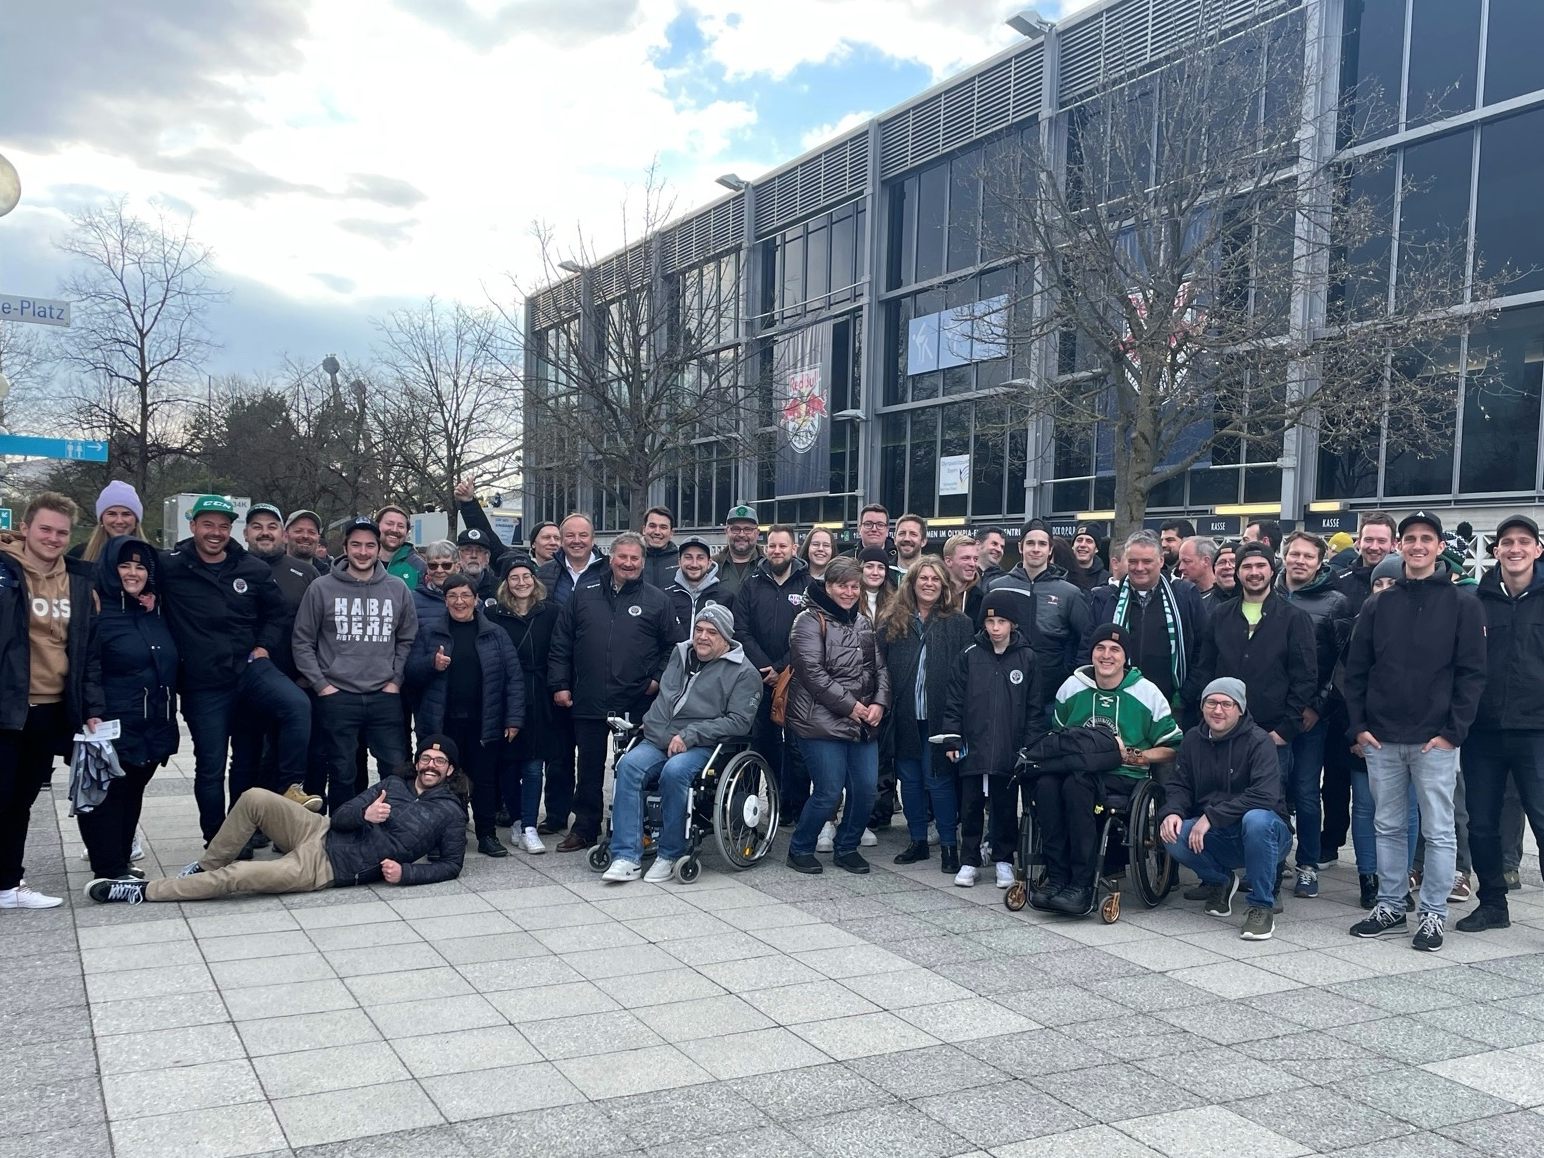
[88,734,468,904]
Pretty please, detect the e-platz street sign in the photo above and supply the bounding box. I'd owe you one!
[0,293,70,327]
[0,434,107,461]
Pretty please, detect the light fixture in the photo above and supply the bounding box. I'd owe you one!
[715,173,747,192]
[1076,510,1116,521]
[1215,502,1283,517]
[832,408,865,421]
[1006,7,1052,37]
[1307,501,1346,513]
[557,260,585,275]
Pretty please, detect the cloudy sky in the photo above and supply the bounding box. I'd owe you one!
[0,0,1095,388]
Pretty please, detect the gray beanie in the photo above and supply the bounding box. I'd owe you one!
[1370,553,1404,586]
[694,603,735,642]
[1202,677,1247,713]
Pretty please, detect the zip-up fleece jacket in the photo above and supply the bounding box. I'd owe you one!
[1051,665,1184,778]
[786,582,892,743]
[1473,561,1544,732]
[1161,714,1289,829]
[941,628,1040,776]
[293,562,418,694]
[548,573,681,719]
[88,537,178,768]
[1343,568,1487,747]
[641,639,763,750]
[0,535,96,741]
[157,537,287,689]
[385,543,425,591]
[407,608,523,745]
[1192,590,1318,742]
[1275,567,1351,711]
[666,565,725,631]
[324,773,466,886]
[733,557,811,672]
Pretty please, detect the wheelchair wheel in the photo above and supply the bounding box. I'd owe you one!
[1100,891,1122,923]
[676,856,701,883]
[587,842,612,872]
[1016,803,1043,889]
[1004,881,1028,912]
[712,751,779,870]
[1129,779,1175,906]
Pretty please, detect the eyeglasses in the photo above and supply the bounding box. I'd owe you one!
[1202,698,1239,711]
[426,561,455,571]
[445,592,476,601]
[860,519,887,529]
[419,755,450,769]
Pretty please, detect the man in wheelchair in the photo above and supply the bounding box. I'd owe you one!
[1035,623,1183,913]
[602,605,762,883]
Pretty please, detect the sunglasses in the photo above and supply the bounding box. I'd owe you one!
[426,561,456,571]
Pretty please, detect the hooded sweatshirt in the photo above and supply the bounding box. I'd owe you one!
[1052,664,1184,778]
[666,562,724,630]
[293,560,419,693]
[0,533,72,702]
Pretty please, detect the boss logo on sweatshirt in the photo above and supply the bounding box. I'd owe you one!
[29,597,70,621]
[333,596,397,642]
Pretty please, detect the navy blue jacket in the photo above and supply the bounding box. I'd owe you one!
[88,537,179,768]
[158,537,288,688]
[324,773,467,887]
[548,572,681,719]
[407,608,524,746]
[485,596,559,762]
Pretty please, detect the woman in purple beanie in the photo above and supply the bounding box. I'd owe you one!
[72,481,144,562]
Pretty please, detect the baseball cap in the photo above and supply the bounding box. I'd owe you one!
[285,509,322,531]
[188,495,236,521]
[457,527,492,549]
[1397,509,1444,538]
[1494,514,1540,542]
[678,537,713,556]
[726,503,758,524]
[342,516,380,541]
[247,503,284,523]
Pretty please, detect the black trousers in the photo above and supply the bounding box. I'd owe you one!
[572,717,614,843]
[77,760,156,879]
[443,717,512,838]
[316,691,408,814]
[1320,702,1354,851]
[753,695,808,822]
[869,714,899,827]
[1033,771,1130,886]
[543,704,578,830]
[958,772,1016,868]
[0,704,67,891]
[1463,728,1544,909]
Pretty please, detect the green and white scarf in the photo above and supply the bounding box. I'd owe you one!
[1111,573,1188,695]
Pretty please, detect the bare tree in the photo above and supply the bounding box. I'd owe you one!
[512,166,754,529]
[371,298,520,527]
[0,322,57,435]
[54,199,224,497]
[978,7,1495,540]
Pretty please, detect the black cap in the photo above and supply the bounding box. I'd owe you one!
[1073,524,1101,541]
[247,503,284,523]
[457,527,492,549]
[981,587,1033,625]
[1089,622,1130,658]
[1398,509,1444,538]
[1235,541,1278,569]
[342,516,379,541]
[1021,518,1052,538]
[500,553,538,579]
[1494,514,1540,542]
[678,537,713,556]
[414,734,459,767]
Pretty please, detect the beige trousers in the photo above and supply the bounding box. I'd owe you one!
[147,789,335,901]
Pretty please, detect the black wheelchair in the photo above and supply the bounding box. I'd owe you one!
[1002,762,1175,923]
[587,716,780,882]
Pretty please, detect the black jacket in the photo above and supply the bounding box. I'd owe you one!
[643,542,681,589]
[986,564,1092,690]
[259,551,316,679]
[1084,578,1208,710]
[537,554,609,608]
[548,572,681,719]
[1068,562,1110,593]
[485,597,559,762]
[941,629,1040,776]
[0,535,97,742]
[1343,567,1487,747]
[1275,567,1351,712]
[88,537,179,768]
[1193,590,1318,742]
[1473,561,1544,733]
[1161,716,1289,830]
[158,537,288,688]
[1331,560,1377,617]
[883,609,976,760]
[666,568,726,633]
[1018,726,1122,777]
[324,773,467,887]
[407,608,524,746]
[713,548,765,606]
[733,558,812,672]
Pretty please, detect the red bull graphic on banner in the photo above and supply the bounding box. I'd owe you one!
[773,321,833,496]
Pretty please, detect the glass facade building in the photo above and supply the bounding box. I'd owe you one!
[524,0,1544,538]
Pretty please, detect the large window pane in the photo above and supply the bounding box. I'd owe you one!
[915,163,948,283]
[909,409,939,517]
[972,402,1007,517]
[1475,108,1544,297]
[805,224,829,303]
[1340,0,1405,143]
[1384,343,1459,496]
[939,403,971,516]
[1484,0,1544,106]
[881,413,907,514]
[1318,439,1380,500]
[1406,0,1479,127]
[1333,159,1395,321]
[947,161,980,272]
[1397,130,1473,309]
[1461,308,1544,492]
[830,208,856,297]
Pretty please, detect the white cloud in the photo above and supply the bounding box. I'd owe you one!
[801,110,875,152]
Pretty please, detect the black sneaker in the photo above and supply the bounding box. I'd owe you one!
[1350,904,1408,938]
[87,877,147,905]
[940,846,960,874]
[1240,906,1275,940]
[1455,905,1509,933]
[892,841,930,865]
[786,852,823,875]
[1183,881,1211,901]
[1358,873,1379,910]
[476,835,509,858]
[1030,878,1067,909]
[833,850,871,875]
[1413,911,1445,952]
[536,819,566,836]
[1204,872,1241,917]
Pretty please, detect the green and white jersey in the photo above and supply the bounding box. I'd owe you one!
[1052,665,1184,779]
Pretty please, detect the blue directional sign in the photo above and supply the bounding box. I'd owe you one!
[0,434,108,462]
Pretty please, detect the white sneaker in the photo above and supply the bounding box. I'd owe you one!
[602,858,641,883]
[995,862,1015,888]
[130,837,144,862]
[644,858,677,883]
[0,885,63,909]
[860,828,878,847]
[954,865,978,888]
[816,822,836,853]
[521,828,546,855]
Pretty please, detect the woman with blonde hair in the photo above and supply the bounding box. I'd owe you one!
[881,556,973,870]
[71,482,143,562]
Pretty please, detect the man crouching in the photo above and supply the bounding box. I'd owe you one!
[88,735,470,904]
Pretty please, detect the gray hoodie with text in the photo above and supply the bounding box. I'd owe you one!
[293,561,419,693]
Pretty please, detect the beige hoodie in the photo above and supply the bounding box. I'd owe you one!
[0,533,71,703]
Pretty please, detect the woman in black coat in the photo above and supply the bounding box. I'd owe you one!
[406,573,523,858]
[79,536,179,881]
[485,556,559,854]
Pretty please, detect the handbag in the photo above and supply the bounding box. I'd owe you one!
[770,610,825,725]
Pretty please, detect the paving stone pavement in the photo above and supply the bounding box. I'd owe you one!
[8,747,1544,1158]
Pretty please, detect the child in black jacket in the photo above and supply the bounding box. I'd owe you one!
[942,588,1039,887]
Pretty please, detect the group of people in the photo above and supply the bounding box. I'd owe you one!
[0,484,1538,957]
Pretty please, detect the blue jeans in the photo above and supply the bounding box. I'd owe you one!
[1164,810,1292,909]
[1283,720,1327,867]
[182,658,312,842]
[1365,742,1459,917]
[792,737,878,856]
[513,757,545,830]
[1351,763,1419,876]
[897,724,958,846]
[610,742,709,864]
